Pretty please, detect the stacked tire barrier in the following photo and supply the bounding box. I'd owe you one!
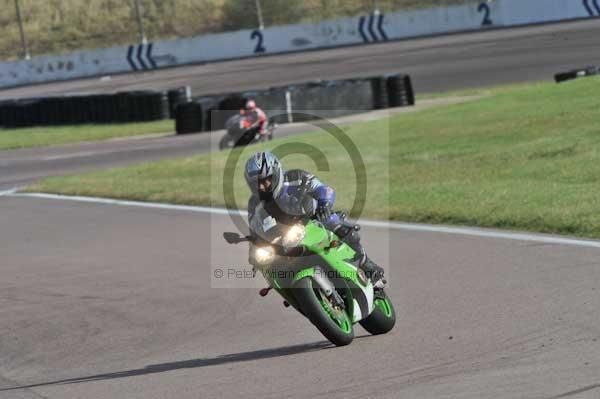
[0,73,413,132]
[371,77,389,110]
[291,79,374,121]
[386,74,415,107]
[175,73,415,134]
[167,86,191,118]
[0,91,170,128]
[555,66,598,83]
[174,102,204,134]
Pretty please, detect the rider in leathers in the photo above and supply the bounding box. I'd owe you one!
[244,151,385,286]
[241,100,267,137]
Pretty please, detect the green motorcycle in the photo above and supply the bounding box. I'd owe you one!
[223,203,395,346]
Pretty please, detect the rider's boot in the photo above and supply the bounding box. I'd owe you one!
[360,257,386,289]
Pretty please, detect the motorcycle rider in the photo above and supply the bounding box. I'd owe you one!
[244,151,386,287]
[240,100,267,138]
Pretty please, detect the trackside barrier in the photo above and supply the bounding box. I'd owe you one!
[175,74,415,135]
[0,91,169,128]
[175,102,203,134]
[0,0,595,90]
[167,86,192,118]
[554,66,599,83]
[0,74,412,130]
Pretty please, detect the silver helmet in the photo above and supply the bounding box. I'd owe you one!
[244,151,283,200]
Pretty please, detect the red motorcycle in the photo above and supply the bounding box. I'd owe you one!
[218,114,276,150]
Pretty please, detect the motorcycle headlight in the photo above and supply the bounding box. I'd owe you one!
[254,246,275,265]
[282,224,306,247]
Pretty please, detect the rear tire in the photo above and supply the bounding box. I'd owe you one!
[293,278,354,346]
[359,291,396,335]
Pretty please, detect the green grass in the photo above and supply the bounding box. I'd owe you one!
[416,81,546,101]
[27,77,600,238]
[0,120,173,150]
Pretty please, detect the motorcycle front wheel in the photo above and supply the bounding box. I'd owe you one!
[219,135,235,150]
[293,277,354,346]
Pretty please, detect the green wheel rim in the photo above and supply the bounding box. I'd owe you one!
[316,291,352,334]
[375,298,393,318]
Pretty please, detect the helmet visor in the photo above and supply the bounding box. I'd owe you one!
[258,176,273,193]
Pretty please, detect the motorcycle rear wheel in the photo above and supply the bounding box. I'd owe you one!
[359,291,396,335]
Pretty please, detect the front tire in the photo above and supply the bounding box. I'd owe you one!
[359,291,396,335]
[293,278,354,346]
[219,136,235,150]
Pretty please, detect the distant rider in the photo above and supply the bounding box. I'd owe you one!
[240,100,267,138]
[244,151,386,287]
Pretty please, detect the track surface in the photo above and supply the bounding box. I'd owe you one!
[1,19,600,101]
[1,196,599,399]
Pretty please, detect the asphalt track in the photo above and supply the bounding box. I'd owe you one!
[1,18,600,100]
[1,196,599,399]
[2,19,600,399]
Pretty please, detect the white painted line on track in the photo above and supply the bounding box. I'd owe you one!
[41,144,167,161]
[12,192,243,216]
[9,192,600,249]
[43,151,102,161]
[0,188,17,196]
[357,219,600,248]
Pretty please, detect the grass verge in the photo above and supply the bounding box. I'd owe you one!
[0,120,174,150]
[26,77,600,238]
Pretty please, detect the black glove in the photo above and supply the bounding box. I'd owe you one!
[315,201,331,222]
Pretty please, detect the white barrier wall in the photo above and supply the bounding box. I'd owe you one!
[0,0,595,89]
